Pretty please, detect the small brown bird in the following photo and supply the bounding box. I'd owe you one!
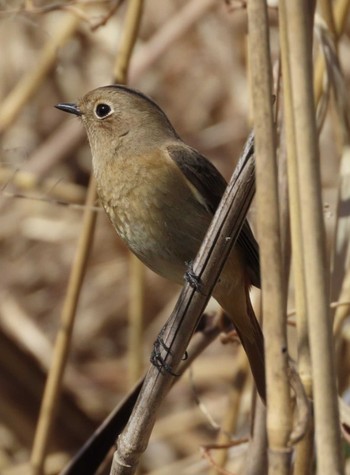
[56,85,265,400]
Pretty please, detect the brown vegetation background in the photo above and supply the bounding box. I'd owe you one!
[0,1,349,474]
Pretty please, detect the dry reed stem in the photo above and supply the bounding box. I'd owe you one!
[247,1,292,473]
[286,1,344,473]
[278,2,314,474]
[30,176,98,475]
[111,135,256,475]
[0,13,79,133]
[112,0,144,83]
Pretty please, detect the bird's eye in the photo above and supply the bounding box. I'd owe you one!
[95,103,112,118]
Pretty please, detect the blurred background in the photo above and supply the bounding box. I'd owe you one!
[0,1,349,474]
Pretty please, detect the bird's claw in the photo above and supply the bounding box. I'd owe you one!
[151,336,179,376]
[184,261,204,293]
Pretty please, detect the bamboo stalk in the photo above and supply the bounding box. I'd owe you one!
[246,1,292,474]
[285,1,344,473]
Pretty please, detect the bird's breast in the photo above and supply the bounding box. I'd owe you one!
[93,150,212,282]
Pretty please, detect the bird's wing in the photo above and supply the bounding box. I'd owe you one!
[167,144,260,288]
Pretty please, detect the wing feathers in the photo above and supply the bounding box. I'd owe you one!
[167,144,260,288]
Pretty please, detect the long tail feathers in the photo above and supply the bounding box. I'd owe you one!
[216,285,266,402]
[234,296,266,402]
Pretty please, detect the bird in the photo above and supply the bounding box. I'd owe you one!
[56,85,265,400]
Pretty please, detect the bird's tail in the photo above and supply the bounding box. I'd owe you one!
[216,285,266,402]
[235,296,265,402]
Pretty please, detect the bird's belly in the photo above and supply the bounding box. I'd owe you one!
[103,196,209,284]
[96,157,213,283]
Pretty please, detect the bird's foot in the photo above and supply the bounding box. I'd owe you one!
[184,261,203,293]
[151,336,179,376]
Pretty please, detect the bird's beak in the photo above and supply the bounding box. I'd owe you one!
[55,102,82,116]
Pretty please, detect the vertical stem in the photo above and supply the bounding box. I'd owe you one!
[246,1,292,474]
[30,177,98,475]
[286,1,344,473]
[113,0,144,84]
[278,2,314,473]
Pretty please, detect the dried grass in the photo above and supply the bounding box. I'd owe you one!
[0,1,350,475]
